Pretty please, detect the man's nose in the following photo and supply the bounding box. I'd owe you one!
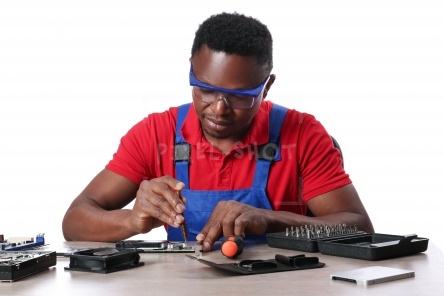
[212,95,231,114]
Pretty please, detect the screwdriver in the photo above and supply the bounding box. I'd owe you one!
[221,235,244,259]
[176,190,188,245]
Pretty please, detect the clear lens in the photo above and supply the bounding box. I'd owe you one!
[192,87,255,109]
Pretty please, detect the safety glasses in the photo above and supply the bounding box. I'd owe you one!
[189,64,270,109]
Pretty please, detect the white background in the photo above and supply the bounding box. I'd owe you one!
[1,0,443,251]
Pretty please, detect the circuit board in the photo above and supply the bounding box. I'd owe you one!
[1,233,46,251]
[115,240,196,253]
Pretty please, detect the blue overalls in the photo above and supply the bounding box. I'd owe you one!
[167,103,288,241]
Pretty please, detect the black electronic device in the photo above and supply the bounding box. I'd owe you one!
[64,248,143,274]
[266,224,428,260]
[0,250,56,282]
[115,240,195,253]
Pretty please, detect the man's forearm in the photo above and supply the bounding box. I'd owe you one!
[62,206,139,242]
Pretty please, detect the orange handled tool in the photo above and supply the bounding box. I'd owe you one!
[221,236,244,259]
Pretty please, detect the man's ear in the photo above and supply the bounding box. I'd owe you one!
[262,74,276,100]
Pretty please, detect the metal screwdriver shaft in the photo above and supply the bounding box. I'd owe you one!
[176,190,188,245]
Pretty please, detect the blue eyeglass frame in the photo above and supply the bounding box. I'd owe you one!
[189,64,269,97]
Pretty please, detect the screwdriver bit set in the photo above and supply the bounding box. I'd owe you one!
[266,224,429,260]
[267,224,364,253]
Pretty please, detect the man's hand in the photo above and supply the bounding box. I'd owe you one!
[196,200,268,251]
[129,176,186,234]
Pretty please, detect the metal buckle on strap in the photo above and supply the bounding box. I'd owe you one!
[174,143,191,162]
[257,142,278,161]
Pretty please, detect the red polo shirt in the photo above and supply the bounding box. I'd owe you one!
[106,101,351,215]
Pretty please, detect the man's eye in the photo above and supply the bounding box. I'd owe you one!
[230,95,250,101]
[198,88,214,94]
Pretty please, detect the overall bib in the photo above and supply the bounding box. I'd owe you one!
[168,103,288,241]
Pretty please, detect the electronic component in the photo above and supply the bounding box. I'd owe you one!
[115,240,195,253]
[0,250,56,282]
[1,233,46,251]
[194,244,203,257]
[64,248,143,274]
[221,236,244,259]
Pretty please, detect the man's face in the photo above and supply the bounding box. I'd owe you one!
[191,45,274,143]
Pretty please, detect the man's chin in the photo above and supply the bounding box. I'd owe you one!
[201,120,232,139]
[203,128,229,139]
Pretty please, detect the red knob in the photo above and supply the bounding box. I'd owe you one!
[221,236,244,258]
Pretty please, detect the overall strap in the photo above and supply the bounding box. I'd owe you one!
[174,103,192,189]
[252,103,288,189]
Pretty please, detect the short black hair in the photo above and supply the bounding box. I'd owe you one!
[191,12,273,72]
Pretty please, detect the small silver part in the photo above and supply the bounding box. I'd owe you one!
[195,244,203,258]
[285,228,289,236]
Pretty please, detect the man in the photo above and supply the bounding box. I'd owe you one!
[62,12,374,252]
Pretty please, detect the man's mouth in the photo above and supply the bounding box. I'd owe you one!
[204,117,231,131]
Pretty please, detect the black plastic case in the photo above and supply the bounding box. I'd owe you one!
[266,232,428,260]
[317,233,428,260]
[187,254,325,275]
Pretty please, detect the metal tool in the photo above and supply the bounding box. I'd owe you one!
[176,190,188,245]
